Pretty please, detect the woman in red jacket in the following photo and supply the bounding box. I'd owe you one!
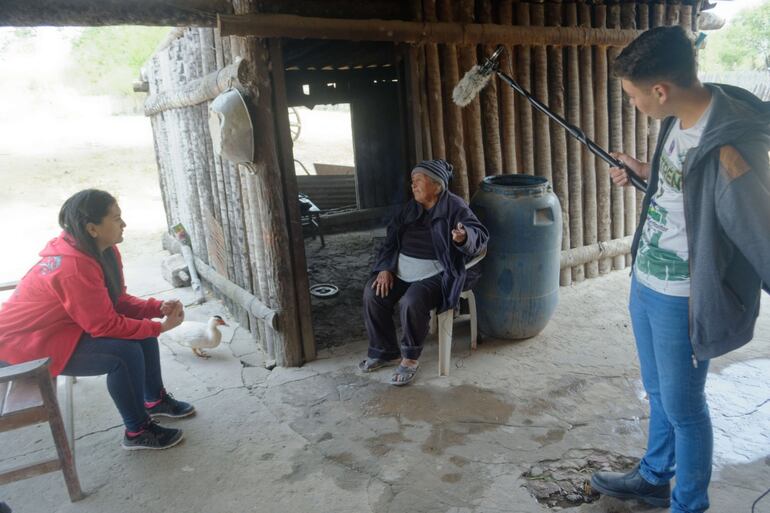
[0,189,194,450]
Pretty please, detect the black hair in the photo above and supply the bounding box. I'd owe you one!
[613,25,697,88]
[58,189,122,303]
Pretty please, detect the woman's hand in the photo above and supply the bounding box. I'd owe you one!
[160,302,184,332]
[160,299,182,316]
[609,152,650,187]
[372,271,394,298]
[452,222,467,245]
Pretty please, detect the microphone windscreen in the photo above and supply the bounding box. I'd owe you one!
[452,65,493,107]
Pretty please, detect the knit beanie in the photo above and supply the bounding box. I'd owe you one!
[411,159,453,189]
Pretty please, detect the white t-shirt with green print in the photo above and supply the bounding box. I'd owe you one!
[635,100,713,297]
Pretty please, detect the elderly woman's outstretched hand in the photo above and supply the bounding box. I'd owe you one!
[452,222,467,245]
[372,270,394,298]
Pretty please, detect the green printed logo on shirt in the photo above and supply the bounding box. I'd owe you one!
[635,100,712,297]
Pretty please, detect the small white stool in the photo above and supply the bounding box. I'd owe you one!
[430,289,478,376]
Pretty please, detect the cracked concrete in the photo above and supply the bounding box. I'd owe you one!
[1,246,769,513]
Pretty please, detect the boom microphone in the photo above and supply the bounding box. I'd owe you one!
[452,45,648,193]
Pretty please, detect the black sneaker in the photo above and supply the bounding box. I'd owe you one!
[146,390,195,419]
[121,420,184,451]
[590,466,671,508]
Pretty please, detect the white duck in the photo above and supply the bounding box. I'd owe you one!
[164,315,228,358]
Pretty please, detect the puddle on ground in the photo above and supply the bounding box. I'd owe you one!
[522,449,639,509]
[362,384,515,455]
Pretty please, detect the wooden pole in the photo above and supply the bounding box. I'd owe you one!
[144,59,248,115]
[608,3,625,271]
[565,0,584,282]
[0,0,231,27]
[242,168,276,359]
[594,3,612,274]
[579,2,598,278]
[546,1,571,286]
[458,0,485,195]
[437,0,469,200]
[635,3,649,224]
[268,38,317,363]
[231,0,304,366]
[212,32,238,293]
[479,0,503,176]
[163,233,278,328]
[218,13,647,46]
[648,3,665,162]
[417,46,434,160]
[423,0,446,160]
[238,165,270,353]
[532,1,553,185]
[516,1,535,175]
[560,236,632,269]
[621,2,637,268]
[498,0,519,174]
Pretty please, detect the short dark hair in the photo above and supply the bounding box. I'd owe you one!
[613,25,697,88]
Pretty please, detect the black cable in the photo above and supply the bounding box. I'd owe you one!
[753,487,770,513]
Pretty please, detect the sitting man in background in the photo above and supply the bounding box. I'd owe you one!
[359,159,488,386]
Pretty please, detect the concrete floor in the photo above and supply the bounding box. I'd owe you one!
[1,246,768,513]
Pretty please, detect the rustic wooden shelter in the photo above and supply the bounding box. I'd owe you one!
[1,0,709,368]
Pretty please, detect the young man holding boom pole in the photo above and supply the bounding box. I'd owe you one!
[590,26,770,512]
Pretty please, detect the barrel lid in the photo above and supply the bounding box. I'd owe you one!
[479,174,551,196]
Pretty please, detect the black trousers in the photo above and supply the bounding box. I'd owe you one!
[363,269,479,361]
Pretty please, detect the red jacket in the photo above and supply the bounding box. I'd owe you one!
[0,234,163,376]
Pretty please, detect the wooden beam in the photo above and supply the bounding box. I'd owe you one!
[560,236,633,270]
[0,0,231,27]
[218,13,645,47]
[163,233,279,329]
[144,59,248,116]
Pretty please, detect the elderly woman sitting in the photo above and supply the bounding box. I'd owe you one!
[360,159,489,385]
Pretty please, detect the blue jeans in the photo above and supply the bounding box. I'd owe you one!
[629,275,712,513]
[61,335,165,431]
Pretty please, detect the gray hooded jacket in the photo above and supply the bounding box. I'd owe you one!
[631,83,770,361]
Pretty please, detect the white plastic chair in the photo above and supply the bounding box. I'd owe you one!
[429,250,485,376]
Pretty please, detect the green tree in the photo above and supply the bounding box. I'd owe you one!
[700,1,770,71]
[69,26,169,97]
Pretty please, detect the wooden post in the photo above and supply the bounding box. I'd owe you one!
[458,0,485,195]
[242,168,276,358]
[648,3,665,162]
[437,0,469,200]
[212,32,238,294]
[404,44,425,164]
[579,2,598,278]
[594,3,612,274]
[423,0,446,160]
[498,0,519,174]
[479,0,503,176]
[608,3,625,271]
[417,46,433,160]
[546,1,571,286]
[621,2,637,268]
[230,0,304,366]
[268,38,316,363]
[516,1,535,175]
[635,3,649,222]
[531,1,553,184]
[565,0,584,282]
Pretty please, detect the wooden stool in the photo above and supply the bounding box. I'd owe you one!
[0,358,83,501]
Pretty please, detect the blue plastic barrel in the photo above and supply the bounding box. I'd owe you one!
[470,175,562,339]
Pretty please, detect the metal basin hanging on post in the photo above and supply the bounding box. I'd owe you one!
[470,175,562,340]
[208,88,254,164]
